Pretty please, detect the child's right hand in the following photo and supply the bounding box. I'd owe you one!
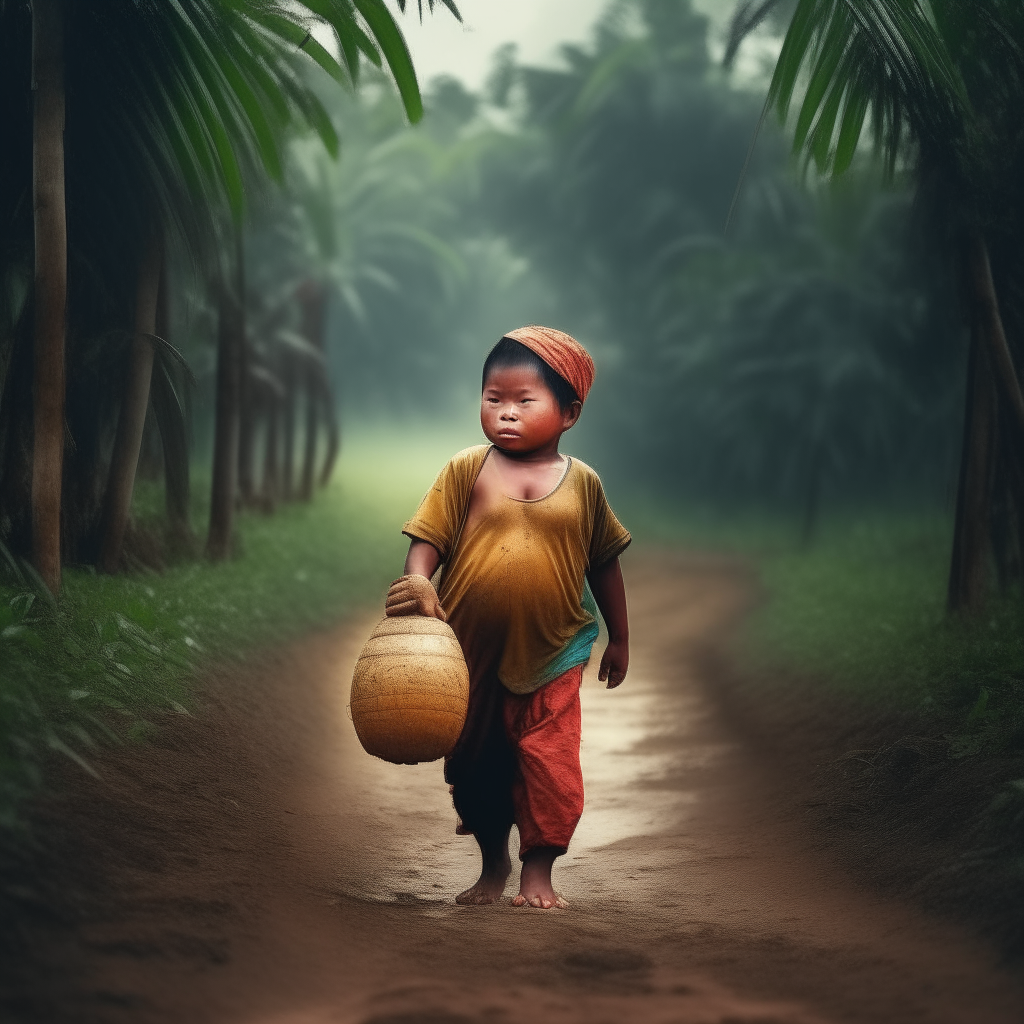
[385,574,447,621]
[598,638,629,689]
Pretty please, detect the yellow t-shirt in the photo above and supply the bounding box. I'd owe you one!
[403,445,631,694]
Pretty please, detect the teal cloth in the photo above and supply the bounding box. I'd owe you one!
[533,580,601,687]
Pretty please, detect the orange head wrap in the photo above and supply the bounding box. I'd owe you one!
[502,325,595,405]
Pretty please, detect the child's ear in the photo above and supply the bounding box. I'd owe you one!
[563,401,583,430]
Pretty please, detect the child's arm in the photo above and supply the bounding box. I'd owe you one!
[587,556,629,689]
[404,539,441,578]
[385,540,446,620]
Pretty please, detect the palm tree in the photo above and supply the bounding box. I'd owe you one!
[242,103,466,502]
[97,232,163,573]
[668,175,936,541]
[2,0,458,584]
[726,0,1024,609]
[29,0,68,596]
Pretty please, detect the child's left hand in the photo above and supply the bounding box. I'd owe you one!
[598,639,628,689]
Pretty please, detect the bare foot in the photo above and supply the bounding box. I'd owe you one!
[456,872,509,905]
[512,847,568,909]
[455,831,511,906]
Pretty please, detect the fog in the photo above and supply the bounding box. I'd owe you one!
[223,0,963,543]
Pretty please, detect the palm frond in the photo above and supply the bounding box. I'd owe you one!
[766,1,968,176]
[723,0,785,69]
[352,0,423,122]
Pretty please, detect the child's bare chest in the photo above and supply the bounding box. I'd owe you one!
[462,452,571,539]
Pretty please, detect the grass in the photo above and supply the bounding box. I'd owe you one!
[622,495,1024,754]
[744,514,1024,756]
[0,431,459,831]
[747,514,1024,951]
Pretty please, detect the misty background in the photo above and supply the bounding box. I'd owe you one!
[196,0,963,542]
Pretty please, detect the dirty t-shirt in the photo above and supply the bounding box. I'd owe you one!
[402,445,631,695]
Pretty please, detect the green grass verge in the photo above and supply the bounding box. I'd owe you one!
[0,431,461,831]
[628,499,1024,907]
[743,513,1024,757]
[622,496,1023,755]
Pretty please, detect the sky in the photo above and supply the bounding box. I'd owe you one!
[397,0,744,92]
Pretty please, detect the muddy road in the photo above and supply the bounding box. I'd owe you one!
[7,553,1023,1023]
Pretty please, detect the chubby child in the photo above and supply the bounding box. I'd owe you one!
[385,326,630,909]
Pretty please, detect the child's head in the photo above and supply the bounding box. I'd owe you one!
[481,330,591,454]
[483,338,579,413]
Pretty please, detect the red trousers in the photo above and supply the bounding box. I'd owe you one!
[446,664,585,859]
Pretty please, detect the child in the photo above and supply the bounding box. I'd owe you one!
[385,326,630,910]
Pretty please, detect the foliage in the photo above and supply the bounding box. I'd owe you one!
[199,0,971,531]
[0,0,444,570]
[472,0,962,522]
[726,0,1024,607]
[0,430,449,831]
[726,507,1022,772]
[245,70,559,415]
[247,79,466,398]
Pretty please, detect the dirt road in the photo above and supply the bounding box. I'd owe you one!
[10,553,1023,1023]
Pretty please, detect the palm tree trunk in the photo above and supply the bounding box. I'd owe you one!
[262,395,279,512]
[965,228,1024,443]
[236,235,256,507]
[298,283,326,501]
[319,375,340,487]
[157,259,192,542]
[948,318,998,613]
[990,402,1024,593]
[206,268,242,561]
[30,0,67,596]
[281,355,296,501]
[299,379,318,501]
[97,233,162,573]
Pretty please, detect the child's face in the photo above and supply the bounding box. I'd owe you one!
[480,365,580,454]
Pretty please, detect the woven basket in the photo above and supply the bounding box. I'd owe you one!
[350,615,470,765]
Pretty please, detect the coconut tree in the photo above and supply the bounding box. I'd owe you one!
[726,0,1024,609]
[243,103,466,502]
[660,174,938,541]
[1,0,459,584]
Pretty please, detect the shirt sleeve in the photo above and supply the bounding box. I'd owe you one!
[402,447,485,560]
[588,480,631,569]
